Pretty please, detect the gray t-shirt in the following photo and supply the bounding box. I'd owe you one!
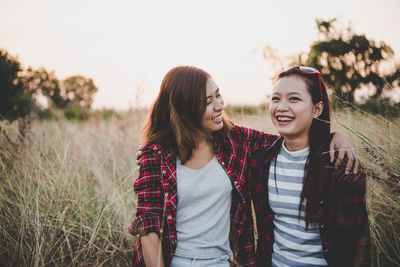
[174,156,233,259]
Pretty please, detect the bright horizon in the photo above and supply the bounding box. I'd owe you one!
[1,0,400,110]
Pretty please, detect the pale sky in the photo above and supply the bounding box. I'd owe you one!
[1,0,400,110]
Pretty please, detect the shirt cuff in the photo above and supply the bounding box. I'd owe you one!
[128,214,161,236]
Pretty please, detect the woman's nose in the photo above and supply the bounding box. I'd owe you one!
[277,100,289,111]
[215,99,224,111]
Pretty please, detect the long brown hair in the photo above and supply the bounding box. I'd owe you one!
[277,67,332,229]
[143,66,231,163]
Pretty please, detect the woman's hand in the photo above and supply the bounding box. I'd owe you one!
[330,131,359,174]
[136,145,143,165]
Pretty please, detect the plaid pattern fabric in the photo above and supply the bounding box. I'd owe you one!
[129,125,278,266]
[251,137,371,267]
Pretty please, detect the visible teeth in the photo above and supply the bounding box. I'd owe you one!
[277,117,293,122]
[212,115,222,121]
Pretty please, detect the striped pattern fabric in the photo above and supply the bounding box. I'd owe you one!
[251,136,371,267]
[268,144,327,267]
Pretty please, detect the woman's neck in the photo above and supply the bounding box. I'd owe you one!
[283,135,309,152]
[183,138,214,170]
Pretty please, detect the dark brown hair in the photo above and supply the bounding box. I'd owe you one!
[277,67,332,229]
[143,66,231,163]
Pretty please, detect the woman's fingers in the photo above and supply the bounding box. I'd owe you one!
[344,151,354,175]
[136,146,143,166]
[335,149,345,169]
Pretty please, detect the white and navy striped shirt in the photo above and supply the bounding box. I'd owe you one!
[268,142,327,267]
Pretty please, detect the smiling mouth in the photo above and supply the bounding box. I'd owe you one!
[211,114,222,121]
[276,116,294,123]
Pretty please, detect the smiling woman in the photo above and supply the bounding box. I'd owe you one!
[129,66,239,267]
[270,75,323,149]
[128,65,360,267]
[201,79,224,133]
[252,66,370,266]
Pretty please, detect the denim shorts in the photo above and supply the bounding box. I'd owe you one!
[171,254,230,267]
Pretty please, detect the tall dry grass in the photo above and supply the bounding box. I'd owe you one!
[332,110,400,266]
[0,109,399,266]
[0,112,146,266]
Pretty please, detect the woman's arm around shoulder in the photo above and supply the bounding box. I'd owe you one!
[229,124,279,151]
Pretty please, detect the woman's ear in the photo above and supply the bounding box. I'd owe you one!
[314,101,324,118]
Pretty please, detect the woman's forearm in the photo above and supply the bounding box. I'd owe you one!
[141,232,165,267]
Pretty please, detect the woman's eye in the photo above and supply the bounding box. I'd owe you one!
[271,96,279,101]
[290,97,300,101]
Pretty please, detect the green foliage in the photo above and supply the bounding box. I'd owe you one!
[1,49,99,122]
[61,75,98,109]
[97,108,121,120]
[358,98,400,117]
[20,67,67,109]
[37,108,54,120]
[264,19,400,112]
[59,75,99,120]
[0,50,35,121]
[305,19,400,105]
[64,104,89,121]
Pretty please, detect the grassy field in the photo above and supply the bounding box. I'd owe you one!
[0,109,399,266]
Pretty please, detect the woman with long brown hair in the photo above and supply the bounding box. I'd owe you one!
[129,66,359,267]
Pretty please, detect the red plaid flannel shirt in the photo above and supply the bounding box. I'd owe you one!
[128,125,278,266]
[250,137,371,267]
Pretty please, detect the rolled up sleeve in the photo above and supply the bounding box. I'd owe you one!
[129,213,161,236]
[129,145,164,237]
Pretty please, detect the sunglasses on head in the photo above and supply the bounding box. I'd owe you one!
[296,66,323,101]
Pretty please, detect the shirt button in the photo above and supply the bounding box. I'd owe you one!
[167,215,172,220]
[324,249,329,253]
[165,193,169,197]
[221,162,225,165]
[321,224,325,229]
[162,170,166,174]
[158,151,161,155]
[320,200,324,204]
[234,181,238,185]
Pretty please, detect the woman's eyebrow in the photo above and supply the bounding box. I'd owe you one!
[273,91,302,96]
[207,88,220,99]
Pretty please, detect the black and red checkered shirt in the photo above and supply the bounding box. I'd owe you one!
[128,125,278,266]
[251,137,371,267]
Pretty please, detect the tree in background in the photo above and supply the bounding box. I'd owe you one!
[61,75,98,109]
[306,19,400,105]
[20,67,67,109]
[0,48,99,121]
[264,19,400,108]
[59,75,98,120]
[20,70,98,110]
[0,50,35,121]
